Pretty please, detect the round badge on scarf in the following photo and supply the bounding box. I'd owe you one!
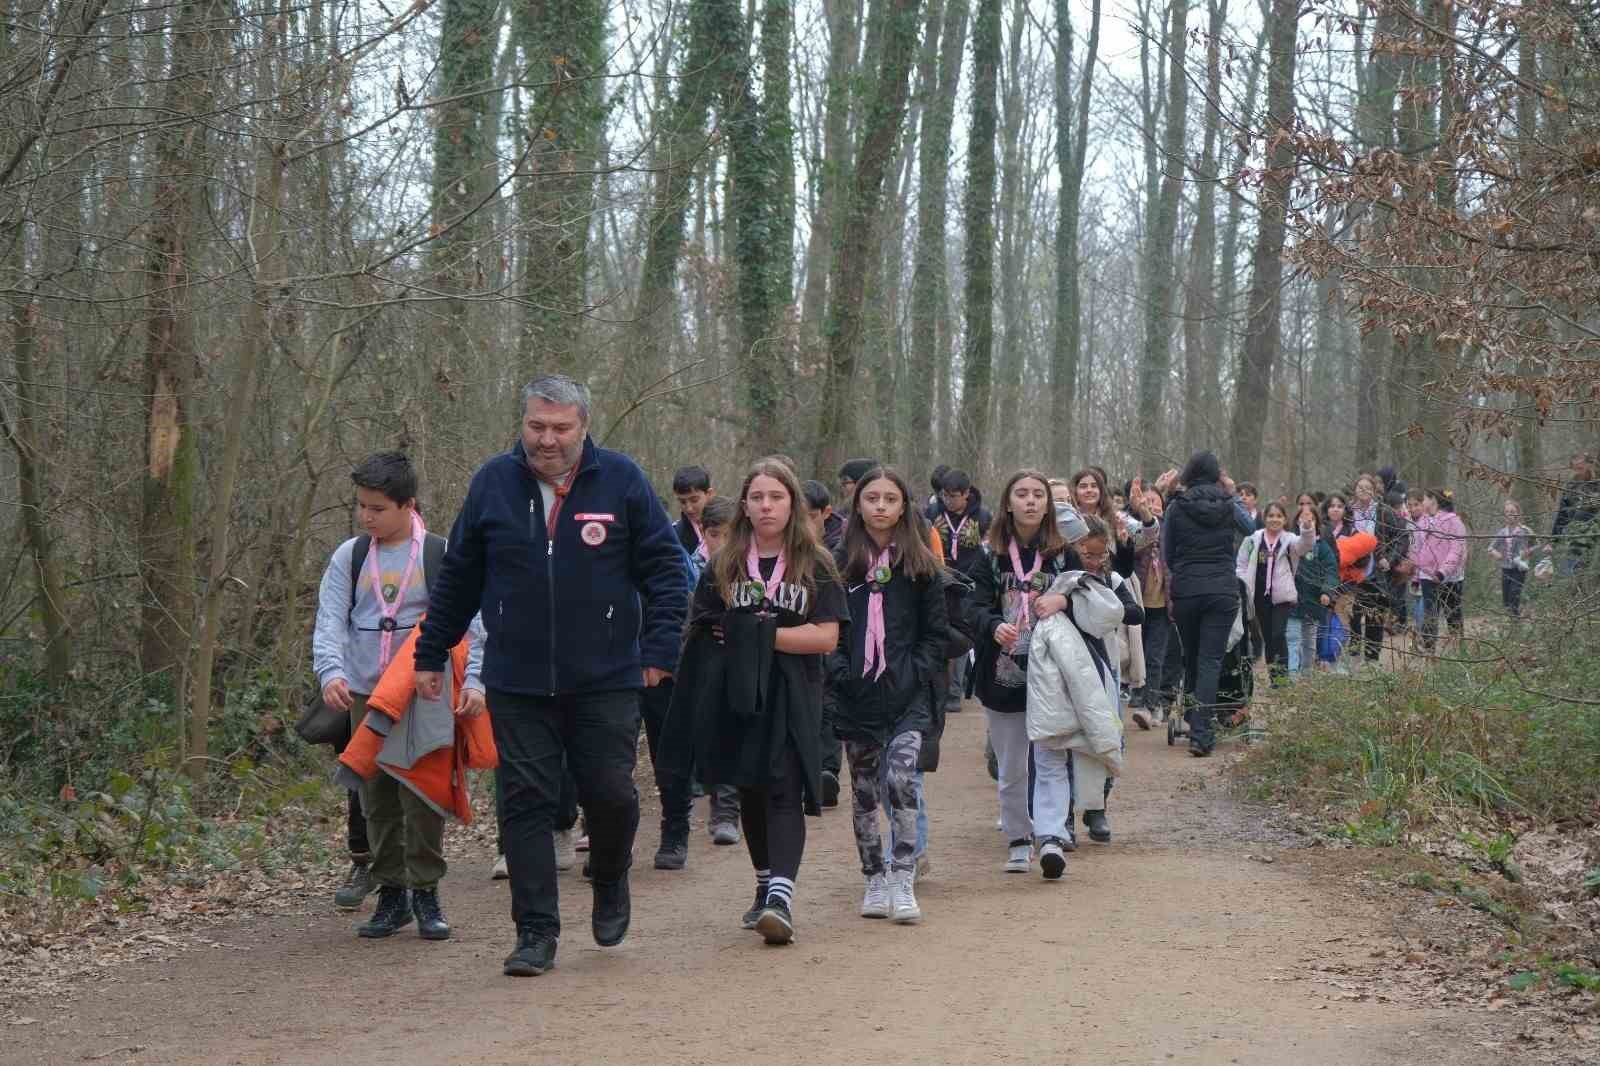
[581,521,607,547]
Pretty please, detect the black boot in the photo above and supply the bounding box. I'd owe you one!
[333,861,374,910]
[356,886,412,938]
[1083,809,1112,843]
[412,887,451,940]
[592,874,631,946]
[503,929,557,977]
[653,830,688,871]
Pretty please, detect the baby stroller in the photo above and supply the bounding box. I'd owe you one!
[1167,585,1255,745]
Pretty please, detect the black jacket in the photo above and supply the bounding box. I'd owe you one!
[966,541,1080,713]
[824,554,948,747]
[929,503,993,576]
[662,619,825,814]
[1161,482,1255,600]
[416,436,687,694]
[1552,477,1600,554]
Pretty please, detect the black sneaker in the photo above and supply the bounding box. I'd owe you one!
[820,771,840,809]
[591,875,630,947]
[333,861,374,910]
[1083,809,1111,844]
[740,885,767,930]
[356,886,412,938]
[1188,740,1213,758]
[654,836,688,870]
[755,899,794,945]
[1038,838,1067,880]
[503,929,557,977]
[412,888,451,940]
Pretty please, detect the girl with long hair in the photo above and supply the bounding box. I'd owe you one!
[1236,501,1313,685]
[1415,488,1469,652]
[1290,503,1338,673]
[670,459,848,946]
[968,470,1077,872]
[826,468,947,923]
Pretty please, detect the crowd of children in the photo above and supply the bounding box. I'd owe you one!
[314,440,1564,966]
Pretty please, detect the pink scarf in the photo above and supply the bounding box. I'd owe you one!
[688,517,706,561]
[367,510,425,669]
[943,513,970,560]
[746,542,786,604]
[1007,539,1042,630]
[862,546,893,680]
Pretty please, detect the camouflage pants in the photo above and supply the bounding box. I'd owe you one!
[845,731,923,876]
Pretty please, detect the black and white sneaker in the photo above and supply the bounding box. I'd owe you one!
[1038,838,1067,880]
[755,899,795,945]
[740,885,767,930]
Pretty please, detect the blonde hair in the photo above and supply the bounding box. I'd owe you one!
[710,458,838,604]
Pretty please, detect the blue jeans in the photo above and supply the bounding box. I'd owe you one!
[1286,616,1302,672]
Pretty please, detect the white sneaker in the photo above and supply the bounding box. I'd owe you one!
[554,829,577,872]
[891,870,922,923]
[860,873,891,919]
[491,854,509,880]
[1003,840,1032,873]
[1039,840,1066,880]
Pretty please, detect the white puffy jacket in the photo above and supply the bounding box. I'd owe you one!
[1025,572,1125,774]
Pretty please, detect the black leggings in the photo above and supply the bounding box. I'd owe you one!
[739,747,807,882]
[1350,582,1387,661]
[1257,597,1291,683]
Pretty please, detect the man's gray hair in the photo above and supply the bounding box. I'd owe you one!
[521,375,590,423]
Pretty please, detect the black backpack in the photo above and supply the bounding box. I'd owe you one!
[941,567,976,659]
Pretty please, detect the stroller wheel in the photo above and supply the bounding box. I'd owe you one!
[1166,717,1177,746]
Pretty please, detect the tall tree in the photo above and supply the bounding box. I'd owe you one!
[1353,0,1402,472]
[908,0,969,464]
[1181,0,1225,453]
[1136,0,1189,457]
[799,0,862,345]
[993,0,1029,469]
[955,0,1001,475]
[1226,0,1296,481]
[1051,0,1100,474]
[139,0,228,684]
[514,0,608,376]
[813,0,927,475]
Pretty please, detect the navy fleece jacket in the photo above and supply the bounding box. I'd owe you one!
[414,436,688,695]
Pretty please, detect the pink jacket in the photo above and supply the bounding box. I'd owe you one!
[1236,528,1313,608]
[1414,512,1468,582]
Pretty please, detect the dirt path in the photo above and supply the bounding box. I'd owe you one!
[4,705,1544,1065]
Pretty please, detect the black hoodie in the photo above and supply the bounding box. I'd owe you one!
[1161,482,1255,599]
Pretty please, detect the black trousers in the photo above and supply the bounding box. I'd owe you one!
[487,687,641,939]
[1351,582,1387,661]
[1173,592,1238,751]
[1136,609,1183,706]
[1257,597,1292,684]
[332,721,370,861]
[1501,568,1527,617]
[639,680,694,839]
[494,757,578,855]
[739,747,807,883]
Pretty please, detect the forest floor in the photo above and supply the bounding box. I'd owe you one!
[2,701,1594,1066]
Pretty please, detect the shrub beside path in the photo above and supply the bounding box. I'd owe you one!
[2,705,1588,1065]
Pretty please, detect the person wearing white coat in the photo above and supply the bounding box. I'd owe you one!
[1025,564,1144,880]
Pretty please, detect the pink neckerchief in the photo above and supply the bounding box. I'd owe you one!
[942,512,970,560]
[367,510,425,669]
[1007,538,1043,629]
[1262,529,1281,594]
[688,517,707,561]
[862,545,893,680]
[746,542,787,605]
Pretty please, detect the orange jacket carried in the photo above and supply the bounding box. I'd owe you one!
[338,626,497,824]
[1335,531,1379,585]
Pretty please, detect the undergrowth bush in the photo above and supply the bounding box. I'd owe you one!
[0,664,339,904]
[1238,616,1600,832]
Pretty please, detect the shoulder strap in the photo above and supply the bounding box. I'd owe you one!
[348,536,372,610]
[422,532,447,596]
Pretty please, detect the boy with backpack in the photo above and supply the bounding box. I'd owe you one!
[313,452,481,940]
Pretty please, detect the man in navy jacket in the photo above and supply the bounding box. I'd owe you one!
[415,374,687,978]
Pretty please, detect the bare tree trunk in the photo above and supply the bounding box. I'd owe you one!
[799,0,861,346]
[1181,0,1224,454]
[813,0,926,475]
[993,0,1027,469]
[1051,0,1099,474]
[954,0,1000,476]
[1226,0,1295,482]
[1353,0,1402,472]
[1209,25,1265,434]
[1136,0,1188,458]
[908,0,968,465]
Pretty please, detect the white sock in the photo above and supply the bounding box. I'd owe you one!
[766,876,795,909]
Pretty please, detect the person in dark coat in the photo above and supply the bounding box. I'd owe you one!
[661,458,847,947]
[1160,450,1255,757]
[1549,452,1600,581]
[825,467,948,925]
